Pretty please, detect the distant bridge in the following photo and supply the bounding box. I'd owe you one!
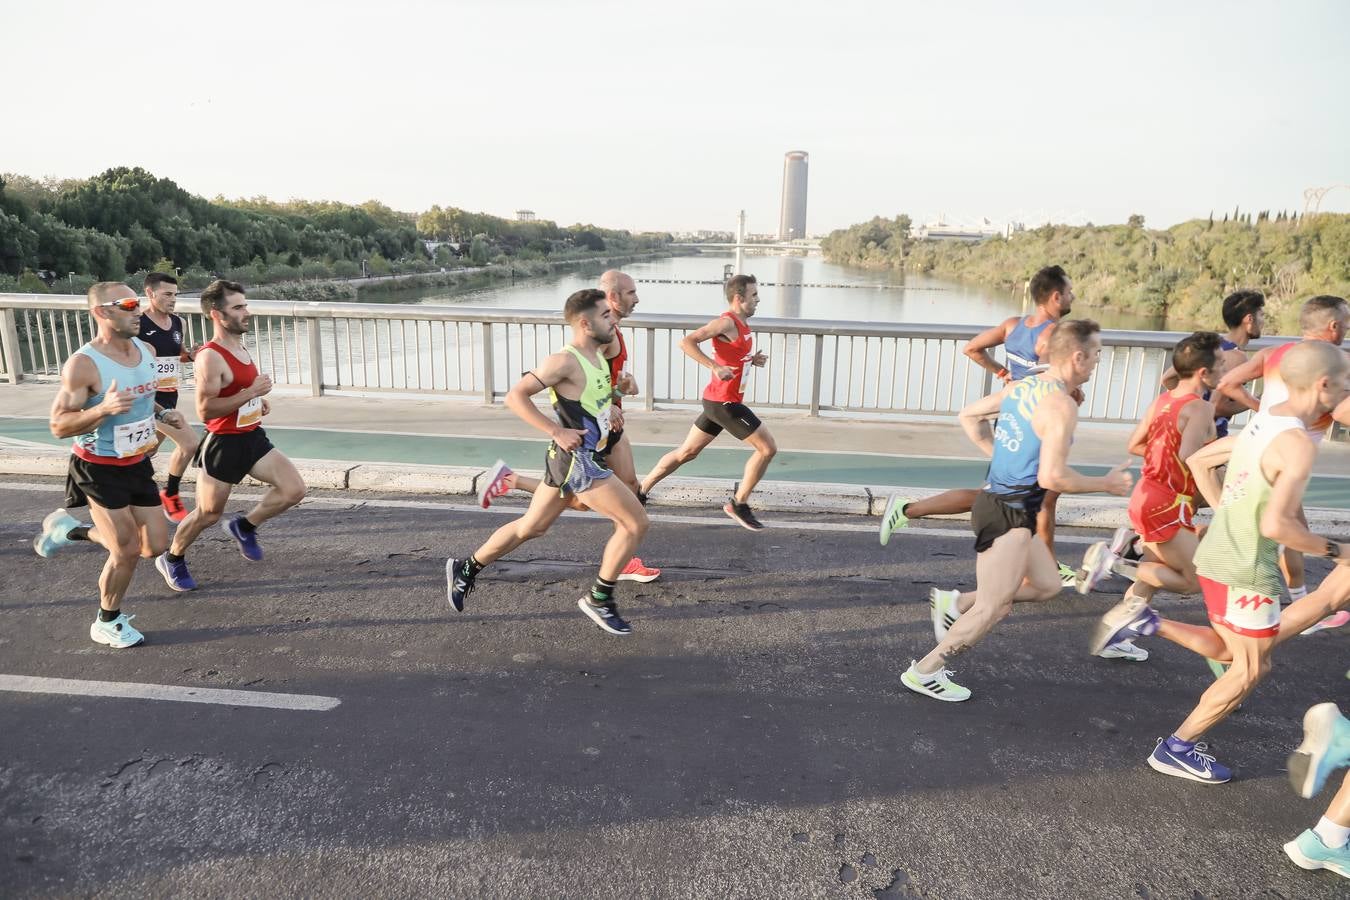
[670,240,821,254]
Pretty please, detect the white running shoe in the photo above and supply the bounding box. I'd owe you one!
[90,613,144,648]
[928,587,960,642]
[1097,639,1148,662]
[1076,541,1117,594]
[900,662,971,702]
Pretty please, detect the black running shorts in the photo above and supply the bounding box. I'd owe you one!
[971,489,1044,553]
[65,456,160,510]
[155,390,179,410]
[694,399,761,440]
[195,428,275,485]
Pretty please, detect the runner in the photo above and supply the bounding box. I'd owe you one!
[901,320,1132,702]
[639,274,774,530]
[1215,294,1348,604]
[31,282,180,648]
[880,265,1080,585]
[1091,341,1350,783]
[1076,333,1226,625]
[1285,702,1350,878]
[447,289,649,635]
[138,272,200,522]
[154,280,306,591]
[477,270,660,583]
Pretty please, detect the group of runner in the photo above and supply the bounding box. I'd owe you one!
[27,268,1350,879]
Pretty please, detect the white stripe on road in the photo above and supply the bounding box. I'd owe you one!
[0,480,1102,545]
[0,674,340,711]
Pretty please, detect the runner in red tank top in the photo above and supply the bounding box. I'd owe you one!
[639,274,776,530]
[1078,333,1226,623]
[154,280,307,593]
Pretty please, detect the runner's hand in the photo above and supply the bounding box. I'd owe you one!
[249,374,274,398]
[97,379,134,416]
[614,372,638,395]
[182,344,202,362]
[750,351,768,368]
[713,365,734,381]
[610,407,625,431]
[1070,387,1086,406]
[551,426,587,452]
[160,410,186,428]
[261,398,271,417]
[1103,460,1133,496]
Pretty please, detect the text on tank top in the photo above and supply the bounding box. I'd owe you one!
[202,341,263,434]
[985,374,1064,499]
[549,345,614,454]
[702,312,754,403]
[1140,392,1203,497]
[138,312,185,392]
[72,338,159,463]
[1260,342,1333,441]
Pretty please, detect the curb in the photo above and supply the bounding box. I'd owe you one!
[1,447,1347,531]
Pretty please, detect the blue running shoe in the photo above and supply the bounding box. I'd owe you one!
[33,509,82,558]
[155,552,197,592]
[1089,592,1160,656]
[1284,828,1350,879]
[1288,702,1350,799]
[1147,737,1232,784]
[222,515,263,561]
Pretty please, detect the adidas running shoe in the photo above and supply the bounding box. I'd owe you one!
[879,495,909,546]
[929,587,960,642]
[900,662,970,702]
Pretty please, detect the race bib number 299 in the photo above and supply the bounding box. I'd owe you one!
[154,356,179,391]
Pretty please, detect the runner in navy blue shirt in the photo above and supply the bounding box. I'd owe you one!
[138,273,200,522]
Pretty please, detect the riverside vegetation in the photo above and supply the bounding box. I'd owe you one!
[821,212,1350,333]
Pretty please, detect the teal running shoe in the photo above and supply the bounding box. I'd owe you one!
[879,495,909,546]
[1288,703,1350,799]
[1284,828,1350,879]
[33,509,81,558]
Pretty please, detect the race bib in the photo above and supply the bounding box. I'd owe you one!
[236,396,263,429]
[595,405,612,452]
[113,416,157,458]
[154,356,179,391]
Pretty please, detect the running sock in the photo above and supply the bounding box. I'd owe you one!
[165,473,182,496]
[1164,734,1196,754]
[900,502,911,517]
[1314,816,1350,849]
[68,526,90,542]
[166,551,185,564]
[1288,585,1308,602]
[589,575,618,605]
[236,516,258,534]
[463,555,485,577]
[98,608,119,623]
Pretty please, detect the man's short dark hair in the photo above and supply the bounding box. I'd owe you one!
[145,272,178,291]
[1172,331,1221,378]
[725,274,757,303]
[200,279,245,318]
[563,288,605,324]
[1300,295,1349,333]
[1047,318,1100,360]
[1029,265,1070,305]
[1220,290,1264,328]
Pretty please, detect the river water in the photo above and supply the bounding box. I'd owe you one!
[391,253,1167,332]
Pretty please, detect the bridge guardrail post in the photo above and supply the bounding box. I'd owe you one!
[480,321,495,404]
[1,308,21,384]
[644,327,656,412]
[809,335,824,416]
[305,315,324,397]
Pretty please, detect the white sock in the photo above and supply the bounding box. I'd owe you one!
[1314,816,1350,849]
[1288,585,1308,602]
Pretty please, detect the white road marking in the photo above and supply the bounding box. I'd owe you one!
[0,674,340,711]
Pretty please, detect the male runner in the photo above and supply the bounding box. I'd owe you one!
[154,280,306,591]
[1077,333,1225,609]
[1091,341,1350,783]
[1285,702,1350,878]
[880,265,1079,584]
[478,270,660,582]
[1215,294,1348,604]
[31,283,182,648]
[639,274,773,530]
[138,272,200,522]
[901,321,1132,701]
[447,289,649,635]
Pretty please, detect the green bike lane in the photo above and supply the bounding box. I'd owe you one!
[3,415,1348,508]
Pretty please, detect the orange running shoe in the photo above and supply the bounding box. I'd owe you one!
[618,557,660,583]
[160,489,188,523]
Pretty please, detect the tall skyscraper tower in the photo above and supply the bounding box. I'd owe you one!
[778,151,809,240]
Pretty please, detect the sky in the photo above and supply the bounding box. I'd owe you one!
[5,0,1349,235]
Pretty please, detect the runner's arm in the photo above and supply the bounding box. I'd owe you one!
[1159,365,1179,391]
[1033,321,1056,361]
[1184,434,1234,509]
[1334,393,1350,427]
[1215,348,1266,412]
[1260,432,1348,559]
[194,347,265,421]
[957,384,1009,457]
[49,354,130,438]
[1177,401,1218,463]
[1036,394,1132,496]
[679,317,735,378]
[961,318,1016,381]
[1125,409,1152,457]
[505,352,587,446]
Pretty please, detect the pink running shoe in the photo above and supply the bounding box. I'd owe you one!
[618,557,661,583]
[478,459,514,509]
[1302,610,1350,635]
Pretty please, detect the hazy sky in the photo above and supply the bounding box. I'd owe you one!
[5,0,1348,234]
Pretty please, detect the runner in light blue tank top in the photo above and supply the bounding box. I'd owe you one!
[985,373,1064,501]
[71,338,159,459]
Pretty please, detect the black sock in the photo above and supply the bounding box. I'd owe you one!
[236,516,258,534]
[900,502,911,518]
[98,608,119,622]
[464,555,485,577]
[68,526,91,541]
[166,551,185,564]
[165,473,182,496]
[589,576,618,605]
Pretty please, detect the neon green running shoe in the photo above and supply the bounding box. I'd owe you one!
[879,495,909,546]
[1205,658,1230,680]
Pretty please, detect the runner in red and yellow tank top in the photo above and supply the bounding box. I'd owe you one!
[154,280,307,593]
[639,274,775,530]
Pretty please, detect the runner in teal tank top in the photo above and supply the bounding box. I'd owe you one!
[445,289,650,636]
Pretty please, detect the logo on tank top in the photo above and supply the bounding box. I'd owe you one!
[1219,469,1250,505]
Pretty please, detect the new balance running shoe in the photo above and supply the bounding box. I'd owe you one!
[1284,829,1350,879]
[1302,610,1350,635]
[900,662,970,702]
[222,515,263,561]
[1097,639,1149,661]
[1090,592,1159,656]
[90,613,144,649]
[446,557,476,612]
[724,500,765,531]
[929,587,960,642]
[155,552,197,592]
[1147,737,1232,784]
[478,459,514,509]
[1075,541,1117,594]
[879,495,909,546]
[1287,702,1350,799]
[618,557,661,583]
[577,597,632,635]
[160,489,188,523]
[33,509,82,558]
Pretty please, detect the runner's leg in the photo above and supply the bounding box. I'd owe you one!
[901,489,979,520]
[1136,529,1202,594]
[734,426,777,504]
[575,477,649,581]
[86,502,149,613]
[1174,628,1275,742]
[471,484,570,566]
[241,449,306,526]
[169,472,233,556]
[641,426,716,495]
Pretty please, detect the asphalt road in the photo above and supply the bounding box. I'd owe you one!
[1,480,1347,899]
